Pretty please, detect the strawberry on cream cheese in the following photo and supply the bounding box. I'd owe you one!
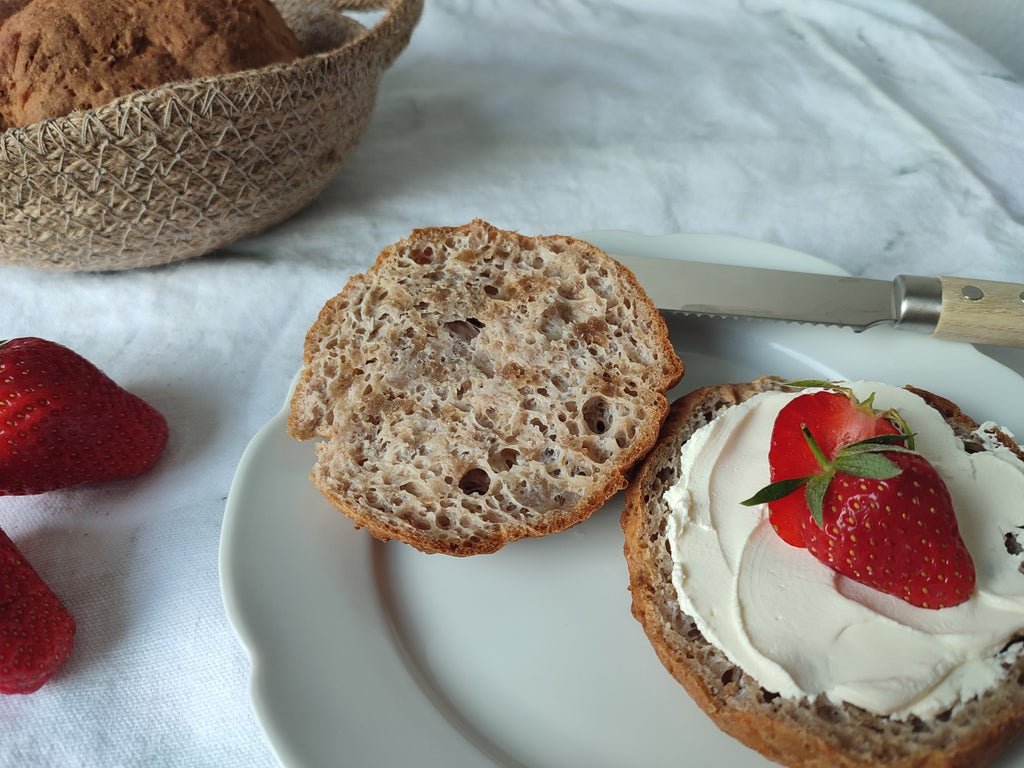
[663,381,1024,720]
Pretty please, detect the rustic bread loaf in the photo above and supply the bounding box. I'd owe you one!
[0,0,306,129]
[288,220,685,555]
[621,377,1024,767]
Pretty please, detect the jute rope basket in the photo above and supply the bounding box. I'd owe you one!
[0,0,422,272]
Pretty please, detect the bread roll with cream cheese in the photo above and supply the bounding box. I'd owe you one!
[622,376,1024,767]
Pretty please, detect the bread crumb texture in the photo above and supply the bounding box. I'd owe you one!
[0,0,305,129]
[289,220,684,555]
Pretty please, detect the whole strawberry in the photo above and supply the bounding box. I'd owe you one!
[744,387,976,609]
[0,527,76,693]
[798,449,976,609]
[0,337,169,495]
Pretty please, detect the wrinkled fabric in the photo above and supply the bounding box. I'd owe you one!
[0,1,1022,766]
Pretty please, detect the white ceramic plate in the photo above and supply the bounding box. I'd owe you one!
[220,233,1024,768]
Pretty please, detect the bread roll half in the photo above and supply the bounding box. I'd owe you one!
[622,377,1024,767]
[289,220,685,555]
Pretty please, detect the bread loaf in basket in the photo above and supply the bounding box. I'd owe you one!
[0,0,422,271]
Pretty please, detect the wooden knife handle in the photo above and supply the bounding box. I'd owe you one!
[932,276,1024,347]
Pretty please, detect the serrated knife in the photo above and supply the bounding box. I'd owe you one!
[613,254,1024,348]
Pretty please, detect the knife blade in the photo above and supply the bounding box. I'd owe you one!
[613,254,1024,348]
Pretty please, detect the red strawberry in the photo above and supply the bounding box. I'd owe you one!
[0,527,75,693]
[766,387,904,546]
[744,391,976,609]
[0,337,169,495]
[799,449,975,609]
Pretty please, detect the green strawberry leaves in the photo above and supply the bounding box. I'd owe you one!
[742,429,914,526]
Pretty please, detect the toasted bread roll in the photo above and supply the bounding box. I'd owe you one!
[622,377,1024,768]
[290,219,684,555]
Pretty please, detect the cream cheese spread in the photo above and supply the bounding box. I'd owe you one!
[663,381,1024,719]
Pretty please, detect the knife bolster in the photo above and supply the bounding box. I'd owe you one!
[892,275,942,333]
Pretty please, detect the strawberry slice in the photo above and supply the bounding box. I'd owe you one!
[766,386,904,546]
[0,528,76,693]
[744,391,976,609]
[0,337,169,496]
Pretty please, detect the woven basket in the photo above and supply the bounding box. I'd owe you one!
[0,0,422,272]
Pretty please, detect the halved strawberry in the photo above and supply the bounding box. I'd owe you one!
[766,386,905,546]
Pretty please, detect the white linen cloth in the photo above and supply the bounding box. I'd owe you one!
[1,1,1023,766]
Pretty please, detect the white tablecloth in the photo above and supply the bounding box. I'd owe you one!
[2,1,1023,766]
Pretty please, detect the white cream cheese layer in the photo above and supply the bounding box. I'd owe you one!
[663,381,1024,719]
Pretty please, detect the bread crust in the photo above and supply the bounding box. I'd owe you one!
[622,378,1024,767]
[0,0,306,129]
[290,220,684,555]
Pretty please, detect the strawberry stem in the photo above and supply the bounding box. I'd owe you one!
[800,426,835,525]
[802,425,830,469]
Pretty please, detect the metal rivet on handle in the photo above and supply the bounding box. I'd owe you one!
[961,285,984,301]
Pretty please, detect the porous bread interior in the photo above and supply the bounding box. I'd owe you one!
[289,219,684,555]
[621,377,1024,768]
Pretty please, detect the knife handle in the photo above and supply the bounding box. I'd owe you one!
[932,276,1024,347]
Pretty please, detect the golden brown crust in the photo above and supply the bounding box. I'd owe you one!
[622,379,1024,767]
[290,220,684,555]
[0,0,305,128]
